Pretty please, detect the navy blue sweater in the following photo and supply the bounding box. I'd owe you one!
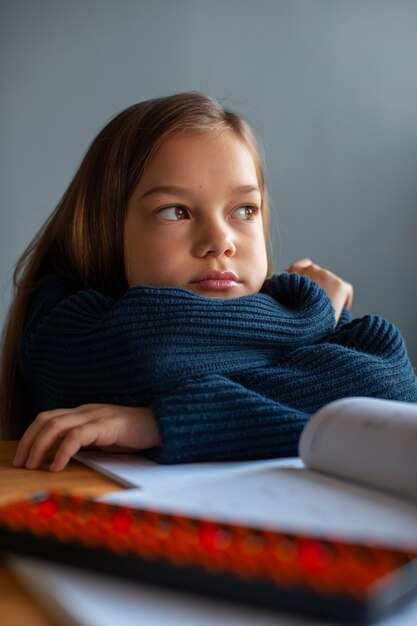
[19,273,417,463]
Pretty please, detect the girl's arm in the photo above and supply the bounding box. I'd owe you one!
[15,313,417,470]
[16,272,416,470]
[149,319,417,465]
[19,272,336,416]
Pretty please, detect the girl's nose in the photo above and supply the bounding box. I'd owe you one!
[192,219,237,258]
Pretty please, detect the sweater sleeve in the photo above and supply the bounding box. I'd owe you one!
[149,314,417,464]
[20,285,153,412]
[149,375,308,463]
[19,273,335,413]
[19,275,417,465]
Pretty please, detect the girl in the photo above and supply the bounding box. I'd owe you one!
[2,92,416,472]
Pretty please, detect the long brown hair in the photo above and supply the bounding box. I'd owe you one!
[0,91,272,439]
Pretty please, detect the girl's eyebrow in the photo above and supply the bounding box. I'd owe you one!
[139,184,261,200]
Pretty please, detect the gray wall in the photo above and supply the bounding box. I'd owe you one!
[1,0,417,366]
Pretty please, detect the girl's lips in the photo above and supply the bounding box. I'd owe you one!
[195,278,240,290]
[190,271,241,291]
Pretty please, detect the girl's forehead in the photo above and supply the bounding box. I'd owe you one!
[144,131,259,181]
[156,130,248,154]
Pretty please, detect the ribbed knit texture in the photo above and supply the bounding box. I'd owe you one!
[19,273,417,463]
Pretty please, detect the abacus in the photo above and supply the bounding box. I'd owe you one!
[0,491,416,623]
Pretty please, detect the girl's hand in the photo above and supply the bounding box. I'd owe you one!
[286,258,353,323]
[13,404,160,472]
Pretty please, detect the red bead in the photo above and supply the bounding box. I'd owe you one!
[198,522,220,552]
[110,509,133,533]
[37,498,58,518]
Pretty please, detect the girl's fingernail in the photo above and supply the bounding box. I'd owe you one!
[13,455,22,467]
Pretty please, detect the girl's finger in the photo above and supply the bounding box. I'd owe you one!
[13,404,103,467]
[286,258,313,272]
[13,408,75,467]
[49,420,118,472]
[345,283,354,309]
[23,410,96,469]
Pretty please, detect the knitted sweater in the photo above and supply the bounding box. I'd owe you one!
[19,273,417,463]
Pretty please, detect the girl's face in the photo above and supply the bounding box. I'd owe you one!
[124,131,268,298]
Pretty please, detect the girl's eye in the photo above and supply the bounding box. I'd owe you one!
[233,205,259,221]
[156,206,190,221]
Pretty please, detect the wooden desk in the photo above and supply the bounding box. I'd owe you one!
[0,441,124,626]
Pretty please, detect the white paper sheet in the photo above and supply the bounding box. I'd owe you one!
[75,450,299,490]
[101,464,417,549]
